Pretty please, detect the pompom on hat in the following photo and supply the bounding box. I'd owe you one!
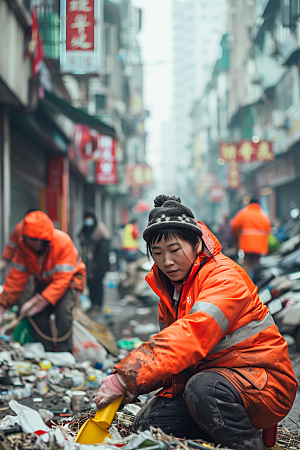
[143,195,203,242]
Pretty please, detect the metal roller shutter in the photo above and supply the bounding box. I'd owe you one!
[10,130,47,229]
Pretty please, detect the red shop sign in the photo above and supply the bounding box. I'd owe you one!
[66,0,95,52]
[95,136,118,184]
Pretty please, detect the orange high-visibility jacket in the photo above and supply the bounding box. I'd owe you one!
[231,203,271,254]
[1,220,24,261]
[115,222,297,429]
[0,211,86,308]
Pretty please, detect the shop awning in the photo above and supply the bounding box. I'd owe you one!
[42,90,117,139]
[283,48,300,66]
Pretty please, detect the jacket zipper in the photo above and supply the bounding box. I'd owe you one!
[175,286,183,320]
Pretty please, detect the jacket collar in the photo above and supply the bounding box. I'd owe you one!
[145,222,222,315]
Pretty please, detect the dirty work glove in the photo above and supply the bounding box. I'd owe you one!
[20,294,49,317]
[0,305,5,325]
[94,373,136,410]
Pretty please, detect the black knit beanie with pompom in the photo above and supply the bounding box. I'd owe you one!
[143,194,203,242]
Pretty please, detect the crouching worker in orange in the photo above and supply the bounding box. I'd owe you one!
[93,195,298,450]
[0,211,86,353]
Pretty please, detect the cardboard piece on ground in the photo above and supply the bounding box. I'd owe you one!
[75,310,118,356]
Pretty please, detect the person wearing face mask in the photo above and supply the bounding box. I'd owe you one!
[79,209,110,314]
[0,211,86,352]
[93,195,297,450]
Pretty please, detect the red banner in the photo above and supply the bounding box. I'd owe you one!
[29,6,45,77]
[227,161,241,189]
[66,0,94,52]
[125,163,153,187]
[40,188,61,226]
[219,140,275,163]
[95,136,118,184]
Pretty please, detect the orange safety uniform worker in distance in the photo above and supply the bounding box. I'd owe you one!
[0,211,86,352]
[231,198,271,276]
[0,209,38,271]
[93,195,297,450]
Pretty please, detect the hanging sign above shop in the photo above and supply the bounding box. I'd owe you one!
[95,135,118,184]
[60,0,101,74]
[125,163,153,187]
[227,161,241,190]
[219,140,275,163]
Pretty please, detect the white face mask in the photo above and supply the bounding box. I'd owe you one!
[84,218,95,227]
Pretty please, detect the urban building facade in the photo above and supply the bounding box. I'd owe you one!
[168,0,227,213]
[191,0,300,227]
[0,0,150,263]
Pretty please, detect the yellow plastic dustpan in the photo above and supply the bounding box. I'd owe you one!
[75,395,124,445]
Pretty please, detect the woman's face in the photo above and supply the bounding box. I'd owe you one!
[151,235,202,282]
[24,236,44,252]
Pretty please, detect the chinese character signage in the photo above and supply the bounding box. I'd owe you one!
[95,136,118,184]
[125,163,153,187]
[219,140,275,163]
[130,65,143,116]
[227,161,241,190]
[60,0,101,73]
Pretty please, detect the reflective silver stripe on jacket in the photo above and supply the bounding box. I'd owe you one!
[159,321,165,331]
[240,229,269,236]
[11,261,28,272]
[42,269,55,279]
[8,241,17,248]
[190,301,230,334]
[209,312,274,355]
[54,264,74,272]
[42,264,74,278]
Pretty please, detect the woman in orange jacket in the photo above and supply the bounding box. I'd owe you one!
[0,211,86,352]
[94,195,297,449]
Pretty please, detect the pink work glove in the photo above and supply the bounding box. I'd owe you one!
[0,259,8,272]
[94,373,136,410]
[0,305,5,325]
[20,294,49,317]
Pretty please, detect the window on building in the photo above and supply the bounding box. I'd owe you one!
[95,94,106,111]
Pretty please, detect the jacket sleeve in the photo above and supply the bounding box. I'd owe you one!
[41,237,80,305]
[1,221,23,261]
[158,300,167,331]
[0,247,29,308]
[114,265,252,396]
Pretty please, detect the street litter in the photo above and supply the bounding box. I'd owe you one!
[133,323,159,335]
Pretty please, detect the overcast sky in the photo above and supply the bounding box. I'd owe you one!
[131,0,173,175]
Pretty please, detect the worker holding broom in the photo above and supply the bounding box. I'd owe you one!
[0,211,86,352]
[94,195,298,450]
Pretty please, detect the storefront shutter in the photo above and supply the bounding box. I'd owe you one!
[10,130,47,229]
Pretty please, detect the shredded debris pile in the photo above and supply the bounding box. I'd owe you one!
[277,427,300,450]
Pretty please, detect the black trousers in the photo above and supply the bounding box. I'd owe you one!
[88,278,104,309]
[133,371,265,450]
[29,288,75,353]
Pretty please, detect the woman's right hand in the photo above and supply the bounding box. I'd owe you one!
[94,373,126,410]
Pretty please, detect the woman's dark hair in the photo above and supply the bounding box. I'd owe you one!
[146,227,214,261]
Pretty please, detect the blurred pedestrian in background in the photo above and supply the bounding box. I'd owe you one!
[122,219,140,262]
[231,199,271,277]
[0,211,86,352]
[79,209,110,314]
[0,209,37,272]
[111,225,124,273]
[217,214,234,250]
